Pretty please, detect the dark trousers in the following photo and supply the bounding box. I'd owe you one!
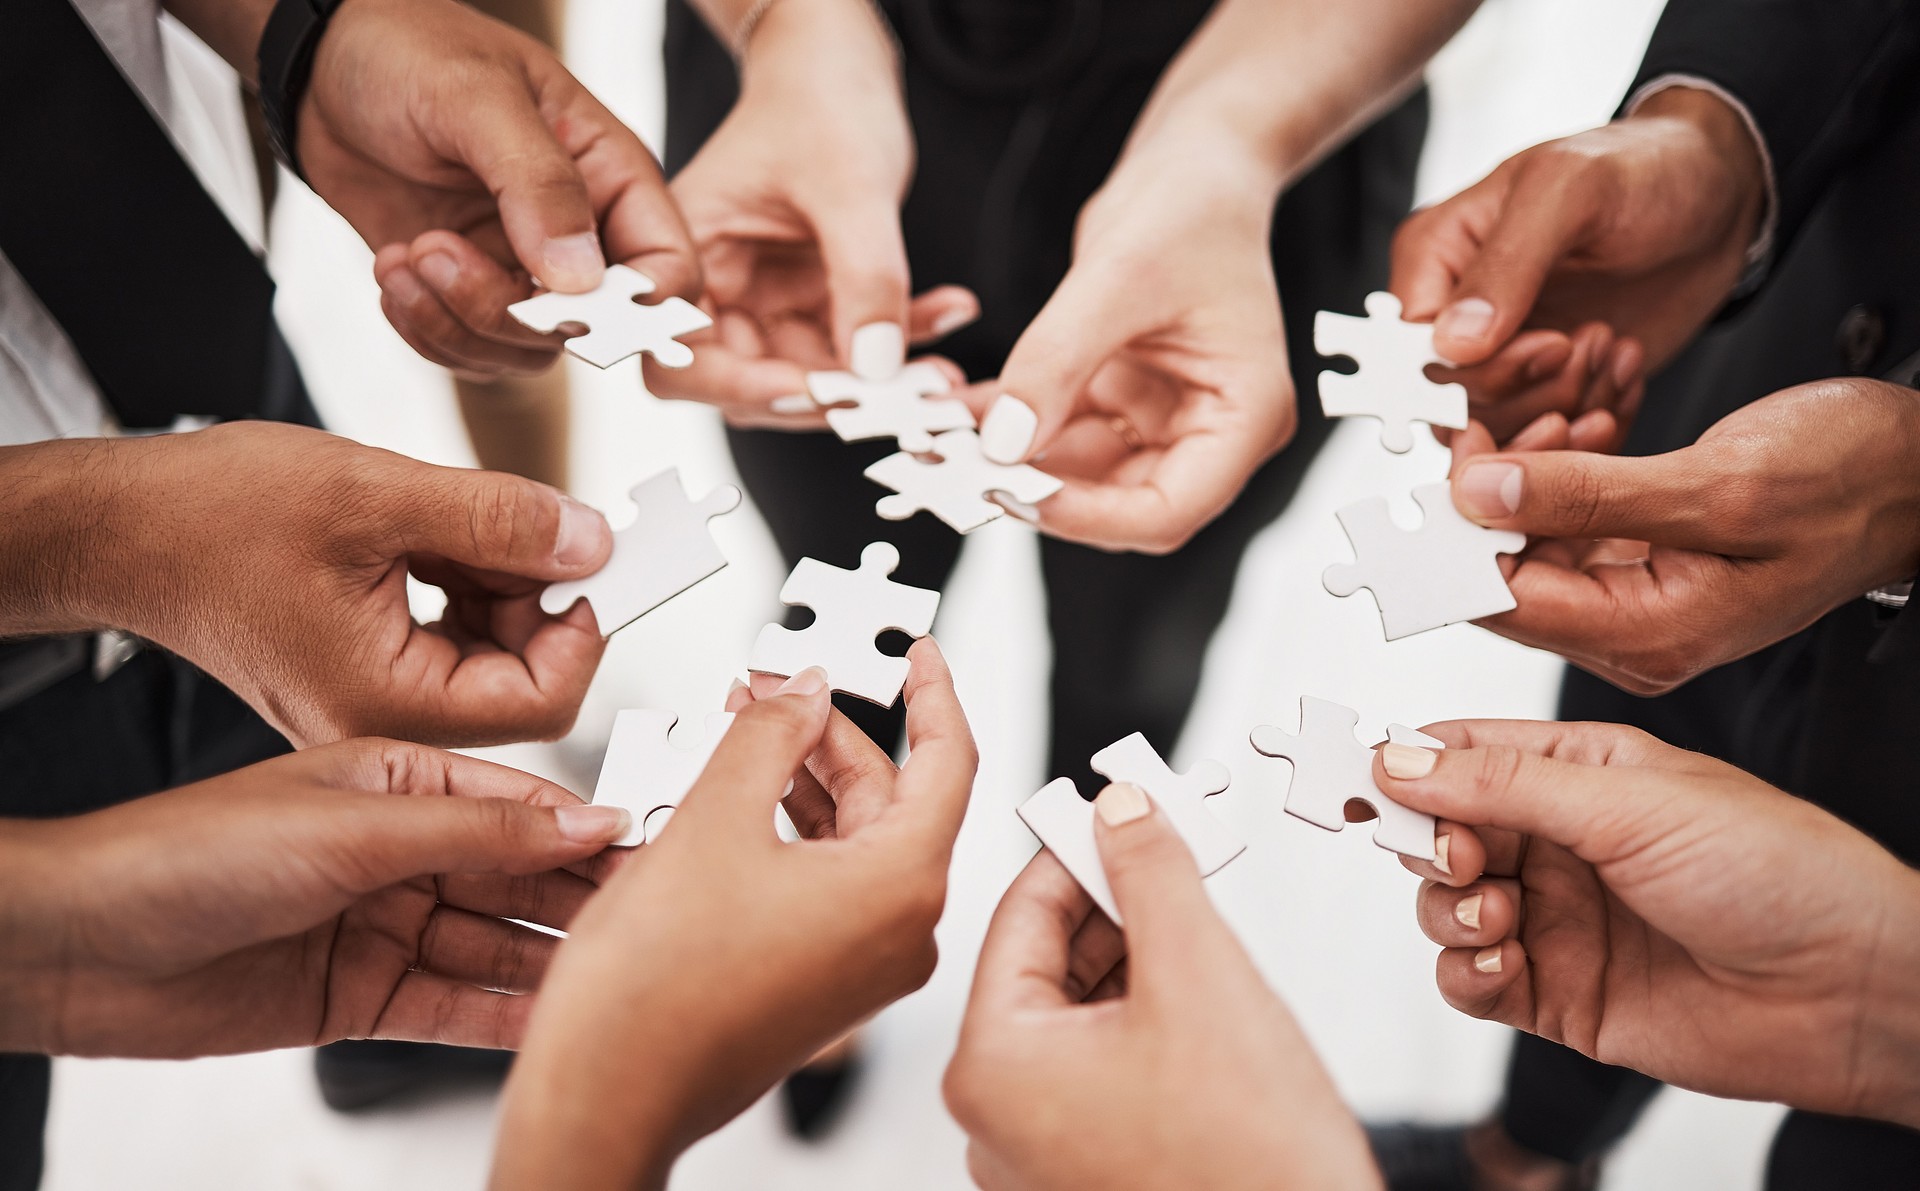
[666,0,1429,784]
[0,651,291,1191]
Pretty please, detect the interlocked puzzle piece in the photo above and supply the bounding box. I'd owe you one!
[807,361,975,453]
[1324,482,1527,640]
[1016,734,1239,924]
[1250,697,1443,860]
[508,264,712,369]
[863,428,1064,533]
[1315,291,1468,453]
[592,709,735,846]
[748,541,940,706]
[540,469,742,636]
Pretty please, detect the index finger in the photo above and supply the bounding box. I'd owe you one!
[890,638,979,849]
[965,851,1096,1015]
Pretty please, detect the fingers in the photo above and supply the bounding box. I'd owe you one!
[813,202,912,379]
[1032,418,1279,554]
[907,286,980,346]
[980,273,1123,465]
[382,462,613,582]
[672,672,833,837]
[1430,170,1599,365]
[1415,877,1522,951]
[387,598,606,745]
[1088,783,1240,1004]
[1434,939,1531,1025]
[365,970,533,1049]
[965,851,1098,1015]
[416,904,561,994]
[891,638,979,849]
[1449,442,1754,550]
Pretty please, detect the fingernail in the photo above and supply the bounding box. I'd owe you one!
[541,233,605,293]
[930,305,978,337]
[775,666,828,696]
[1094,781,1150,826]
[1455,892,1483,930]
[1381,742,1438,780]
[994,495,1043,525]
[726,677,748,696]
[1454,461,1523,523]
[383,268,429,309]
[417,252,460,292]
[553,496,609,568]
[1437,298,1496,345]
[1525,340,1571,382]
[1474,945,1504,974]
[1434,832,1452,876]
[851,322,905,381]
[981,394,1038,464]
[1610,343,1639,390]
[556,803,630,843]
[771,394,817,416]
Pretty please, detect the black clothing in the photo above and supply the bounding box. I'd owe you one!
[663,0,1429,791]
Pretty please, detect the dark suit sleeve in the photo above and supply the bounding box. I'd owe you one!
[1629,0,1920,262]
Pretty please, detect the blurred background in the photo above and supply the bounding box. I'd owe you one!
[42,1,1791,1187]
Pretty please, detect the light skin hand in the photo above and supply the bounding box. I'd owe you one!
[945,784,1382,1191]
[1391,85,1768,441]
[646,0,978,428]
[0,422,615,747]
[1446,378,1920,693]
[491,640,977,1190]
[1375,719,1920,1129]
[0,739,628,1059]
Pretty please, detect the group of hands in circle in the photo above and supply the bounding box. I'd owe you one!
[7,0,1920,1184]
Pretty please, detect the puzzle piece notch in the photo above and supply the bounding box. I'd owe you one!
[747,541,941,707]
[807,362,975,453]
[1249,696,1442,860]
[864,429,1064,533]
[508,264,712,369]
[1315,290,1468,453]
[1089,733,1242,876]
[592,709,737,846]
[1324,482,1527,640]
[540,469,742,636]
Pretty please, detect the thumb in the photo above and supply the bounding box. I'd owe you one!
[670,670,833,836]
[815,203,912,381]
[327,792,632,894]
[390,467,612,581]
[455,80,604,293]
[1432,176,1596,365]
[1090,782,1234,1002]
[980,272,1124,465]
[1450,445,1737,550]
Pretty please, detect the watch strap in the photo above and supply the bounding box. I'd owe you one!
[257,0,347,181]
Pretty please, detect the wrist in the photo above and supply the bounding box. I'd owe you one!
[0,821,74,1053]
[738,0,897,97]
[0,438,147,639]
[1629,83,1769,266]
[1854,865,1920,1128]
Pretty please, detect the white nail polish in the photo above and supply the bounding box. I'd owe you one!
[981,394,1038,465]
[930,305,978,337]
[850,322,905,381]
[771,393,817,415]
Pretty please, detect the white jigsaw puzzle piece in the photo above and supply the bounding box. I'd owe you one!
[508,264,712,369]
[864,428,1064,532]
[592,709,736,846]
[540,469,742,636]
[1324,482,1527,640]
[1249,696,1443,860]
[807,362,975,453]
[1017,735,1240,925]
[1315,291,1468,453]
[748,541,940,706]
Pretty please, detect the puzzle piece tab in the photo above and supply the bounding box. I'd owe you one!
[1315,291,1468,453]
[1017,735,1240,924]
[748,542,940,706]
[592,709,736,845]
[1324,482,1526,640]
[540,469,742,636]
[1250,697,1442,860]
[508,264,712,369]
[864,428,1063,532]
[807,362,975,453]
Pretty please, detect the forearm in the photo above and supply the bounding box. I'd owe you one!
[161,0,276,84]
[0,821,71,1054]
[1116,0,1480,195]
[687,0,894,74]
[0,438,144,639]
[1856,865,1920,1129]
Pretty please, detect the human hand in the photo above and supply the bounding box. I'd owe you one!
[0,739,628,1059]
[944,784,1380,1191]
[973,139,1295,553]
[1447,378,1920,693]
[4,422,614,746]
[293,0,699,378]
[644,0,977,429]
[1392,86,1769,441]
[491,640,976,1189]
[1375,719,1920,1128]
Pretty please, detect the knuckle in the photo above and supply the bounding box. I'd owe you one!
[1471,745,1529,800]
[468,478,548,560]
[1546,463,1607,534]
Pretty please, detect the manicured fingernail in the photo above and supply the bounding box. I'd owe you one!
[981,394,1038,464]
[1474,945,1503,974]
[1381,742,1438,780]
[553,496,609,568]
[1094,782,1150,826]
[1456,892,1483,930]
[930,304,979,337]
[556,803,630,843]
[1433,831,1453,876]
[1437,298,1496,345]
[726,677,748,696]
[541,233,605,293]
[771,394,817,415]
[417,252,460,292]
[851,322,905,381]
[776,666,828,696]
[994,495,1043,524]
[383,268,429,309]
[1454,461,1523,523]
[1610,343,1639,390]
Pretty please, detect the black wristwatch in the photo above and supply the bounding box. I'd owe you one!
[257,0,347,181]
